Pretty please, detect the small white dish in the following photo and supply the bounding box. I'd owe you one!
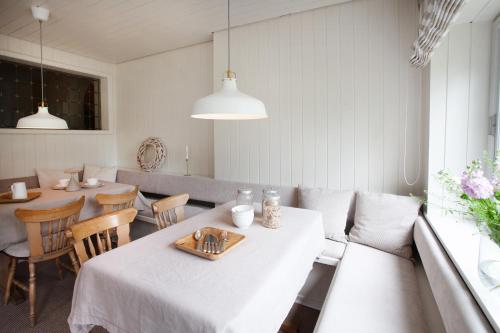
[81,182,104,189]
[52,184,67,190]
[231,205,254,229]
[86,178,99,186]
[58,178,70,187]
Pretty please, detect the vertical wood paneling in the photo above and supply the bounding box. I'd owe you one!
[326,5,341,190]
[382,0,400,194]
[339,4,355,190]
[116,42,213,177]
[279,15,292,186]
[213,0,425,194]
[353,0,369,190]
[427,22,492,211]
[368,0,385,192]
[445,24,471,174]
[290,13,304,186]
[313,9,328,188]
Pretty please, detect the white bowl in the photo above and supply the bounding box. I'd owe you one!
[231,205,254,229]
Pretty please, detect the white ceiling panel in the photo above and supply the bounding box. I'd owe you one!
[0,0,351,63]
[455,0,500,24]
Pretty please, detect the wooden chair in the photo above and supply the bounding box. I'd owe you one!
[151,193,189,230]
[95,185,139,213]
[3,196,85,326]
[66,208,137,271]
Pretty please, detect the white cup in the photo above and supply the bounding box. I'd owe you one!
[58,178,70,187]
[87,178,98,185]
[11,182,27,199]
[231,205,255,229]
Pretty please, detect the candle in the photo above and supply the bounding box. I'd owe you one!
[185,145,189,160]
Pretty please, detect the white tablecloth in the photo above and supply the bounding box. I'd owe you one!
[68,202,324,333]
[0,182,138,251]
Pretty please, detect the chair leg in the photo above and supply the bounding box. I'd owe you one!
[3,257,16,305]
[28,262,36,327]
[68,251,80,275]
[55,258,64,280]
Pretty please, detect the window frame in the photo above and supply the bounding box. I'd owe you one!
[0,52,113,135]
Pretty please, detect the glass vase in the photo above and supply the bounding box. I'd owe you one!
[478,228,500,289]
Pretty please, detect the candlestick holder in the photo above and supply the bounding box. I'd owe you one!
[184,158,191,176]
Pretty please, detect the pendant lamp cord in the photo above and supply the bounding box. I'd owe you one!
[39,20,44,107]
[227,0,231,74]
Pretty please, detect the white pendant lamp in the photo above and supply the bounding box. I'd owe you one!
[191,0,267,120]
[17,5,68,129]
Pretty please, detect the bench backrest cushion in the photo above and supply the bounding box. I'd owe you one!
[414,217,493,333]
[349,192,421,259]
[116,169,298,206]
[298,187,354,243]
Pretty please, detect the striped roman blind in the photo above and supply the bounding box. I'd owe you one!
[410,0,465,68]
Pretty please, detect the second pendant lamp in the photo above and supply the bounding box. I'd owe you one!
[191,0,267,120]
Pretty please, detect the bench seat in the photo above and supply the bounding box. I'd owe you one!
[314,242,427,333]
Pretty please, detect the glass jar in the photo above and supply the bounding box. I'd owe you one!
[236,188,253,206]
[262,188,278,215]
[262,193,281,229]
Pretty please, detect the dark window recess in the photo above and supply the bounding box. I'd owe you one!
[0,58,101,129]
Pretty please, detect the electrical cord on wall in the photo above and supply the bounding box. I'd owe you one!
[403,67,422,187]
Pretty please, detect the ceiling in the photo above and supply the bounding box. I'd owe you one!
[0,0,350,64]
[455,0,500,24]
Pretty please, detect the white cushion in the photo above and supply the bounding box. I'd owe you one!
[4,240,29,258]
[314,242,427,333]
[36,168,68,188]
[299,187,353,243]
[83,164,117,183]
[349,192,421,259]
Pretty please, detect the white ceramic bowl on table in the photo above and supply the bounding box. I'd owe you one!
[231,205,254,229]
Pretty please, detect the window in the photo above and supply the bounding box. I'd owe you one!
[0,57,101,130]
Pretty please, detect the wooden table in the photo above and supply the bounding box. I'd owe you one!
[0,182,136,295]
[68,202,324,333]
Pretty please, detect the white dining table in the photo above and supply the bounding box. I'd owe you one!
[68,202,324,333]
[0,182,137,252]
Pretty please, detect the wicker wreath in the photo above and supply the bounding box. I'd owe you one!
[137,137,167,172]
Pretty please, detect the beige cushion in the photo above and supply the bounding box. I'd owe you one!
[83,165,117,183]
[36,168,68,188]
[299,187,353,243]
[349,192,421,259]
[314,242,427,333]
[4,240,29,258]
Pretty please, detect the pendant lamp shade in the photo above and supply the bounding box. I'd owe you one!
[191,0,267,120]
[192,78,266,120]
[17,6,68,130]
[17,106,68,129]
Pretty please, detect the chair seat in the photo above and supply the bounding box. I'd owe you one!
[4,241,29,258]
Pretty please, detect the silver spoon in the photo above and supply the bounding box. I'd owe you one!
[194,229,203,251]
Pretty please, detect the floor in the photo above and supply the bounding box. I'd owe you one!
[0,220,319,333]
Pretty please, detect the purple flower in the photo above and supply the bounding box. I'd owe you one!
[461,170,494,199]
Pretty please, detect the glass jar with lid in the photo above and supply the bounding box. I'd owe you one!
[262,188,278,215]
[236,188,253,206]
[262,193,281,228]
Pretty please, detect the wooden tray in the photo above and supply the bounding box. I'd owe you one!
[174,227,245,260]
[0,191,41,204]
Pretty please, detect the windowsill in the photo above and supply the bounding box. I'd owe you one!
[0,129,113,135]
[425,211,500,331]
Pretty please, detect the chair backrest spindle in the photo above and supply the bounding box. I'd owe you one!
[151,194,189,230]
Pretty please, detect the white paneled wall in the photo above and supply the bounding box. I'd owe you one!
[214,0,425,194]
[427,22,492,208]
[0,35,117,179]
[116,42,213,177]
